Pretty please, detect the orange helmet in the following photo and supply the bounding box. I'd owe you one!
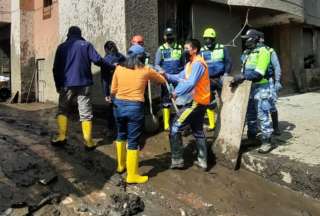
[131,35,144,46]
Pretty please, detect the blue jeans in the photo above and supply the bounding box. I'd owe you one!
[170,101,206,139]
[161,82,177,107]
[113,99,144,150]
[208,78,222,109]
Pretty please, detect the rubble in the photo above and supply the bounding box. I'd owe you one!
[110,192,145,216]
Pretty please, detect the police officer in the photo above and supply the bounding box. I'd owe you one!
[259,34,282,135]
[201,28,232,130]
[164,39,210,170]
[155,27,183,131]
[231,29,274,154]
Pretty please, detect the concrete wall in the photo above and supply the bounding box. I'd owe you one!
[276,24,304,92]
[32,0,59,102]
[125,0,158,62]
[304,0,320,26]
[58,0,127,105]
[209,0,304,20]
[191,1,243,72]
[0,0,11,23]
[10,0,21,98]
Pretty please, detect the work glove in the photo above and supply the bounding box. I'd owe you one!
[230,74,245,88]
[275,81,282,93]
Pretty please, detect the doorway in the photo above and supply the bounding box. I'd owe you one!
[0,23,11,101]
[158,0,192,45]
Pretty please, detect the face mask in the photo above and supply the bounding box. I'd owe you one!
[245,38,257,49]
[205,38,216,49]
[166,37,175,44]
[183,50,191,63]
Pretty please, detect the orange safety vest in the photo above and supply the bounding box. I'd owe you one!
[185,55,210,105]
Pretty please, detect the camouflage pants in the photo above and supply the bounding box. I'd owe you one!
[269,78,278,113]
[247,83,273,140]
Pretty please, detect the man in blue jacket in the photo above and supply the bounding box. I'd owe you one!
[52,26,114,150]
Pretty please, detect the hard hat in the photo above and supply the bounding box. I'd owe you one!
[241,29,263,40]
[203,28,216,38]
[131,35,144,46]
[164,27,175,37]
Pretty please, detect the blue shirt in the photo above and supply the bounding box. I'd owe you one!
[53,36,114,90]
[271,51,281,82]
[101,53,126,96]
[201,46,232,78]
[154,44,184,74]
[166,61,205,97]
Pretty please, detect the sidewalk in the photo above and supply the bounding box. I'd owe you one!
[242,91,320,199]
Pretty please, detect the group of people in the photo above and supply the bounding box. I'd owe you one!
[51,25,282,184]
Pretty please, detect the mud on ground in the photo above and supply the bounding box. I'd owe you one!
[0,103,319,216]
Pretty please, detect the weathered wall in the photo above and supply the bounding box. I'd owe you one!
[10,0,22,99]
[125,0,158,63]
[19,1,36,102]
[0,0,11,23]
[32,0,59,102]
[209,0,304,20]
[304,0,320,26]
[276,24,304,92]
[191,1,243,72]
[58,0,127,105]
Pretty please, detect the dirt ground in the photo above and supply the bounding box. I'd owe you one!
[0,102,319,216]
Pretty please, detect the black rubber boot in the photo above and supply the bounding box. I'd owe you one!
[194,138,208,171]
[271,111,281,136]
[169,133,184,169]
[247,132,257,140]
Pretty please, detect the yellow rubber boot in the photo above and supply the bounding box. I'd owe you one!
[163,108,170,131]
[81,120,97,149]
[51,115,68,145]
[126,150,148,184]
[115,140,126,173]
[207,109,216,130]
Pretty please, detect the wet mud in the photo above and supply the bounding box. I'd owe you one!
[0,103,319,216]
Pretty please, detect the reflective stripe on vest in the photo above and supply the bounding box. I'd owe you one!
[243,47,270,84]
[185,56,211,105]
[160,43,182,61]
[200,44,224,63]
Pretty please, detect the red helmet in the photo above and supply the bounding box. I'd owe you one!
[131,35,144,46]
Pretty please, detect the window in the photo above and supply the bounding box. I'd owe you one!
[43,0,53,19]
[44,0,53,8]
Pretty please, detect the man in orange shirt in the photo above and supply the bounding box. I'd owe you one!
[165,39,210,171]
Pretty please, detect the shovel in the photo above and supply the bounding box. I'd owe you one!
[144,81,160,133]
[164,81,179,113]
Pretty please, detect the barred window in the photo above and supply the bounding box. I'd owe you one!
[44,0,53,8]
[43,0,53,19]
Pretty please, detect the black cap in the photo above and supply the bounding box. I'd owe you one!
[241,29,263,40]
[164,27,175,37]
[67,26,82,37]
